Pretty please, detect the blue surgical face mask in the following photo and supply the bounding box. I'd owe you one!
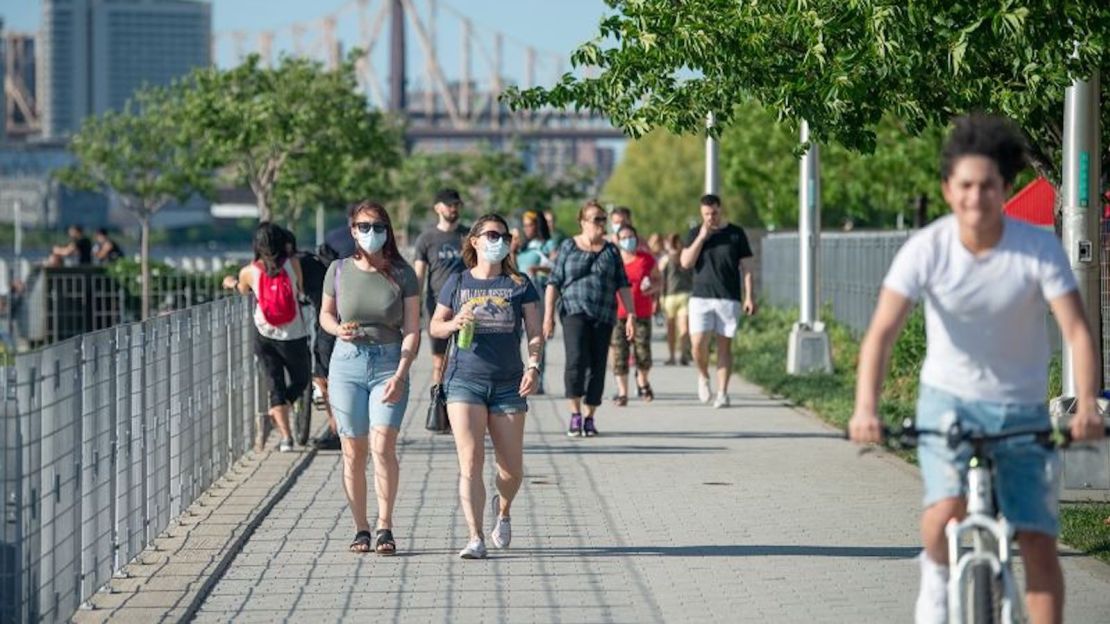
[618,237,637,252]
[609,222,622,235]
[482,238,510,263]
[357,230,387,254]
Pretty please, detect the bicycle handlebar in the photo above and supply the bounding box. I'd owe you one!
[879,418,1110,451]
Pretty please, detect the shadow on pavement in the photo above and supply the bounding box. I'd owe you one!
[601,430,843,441]
[519,544,920,559]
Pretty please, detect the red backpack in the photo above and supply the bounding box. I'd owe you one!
[255,261,297,326]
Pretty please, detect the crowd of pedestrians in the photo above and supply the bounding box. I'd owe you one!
[221,188,756,558]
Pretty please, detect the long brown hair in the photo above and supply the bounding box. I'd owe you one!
[348,201,407,281]
[461,214,525,285]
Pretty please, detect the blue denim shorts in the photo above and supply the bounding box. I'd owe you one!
[445,376,528,414]
[328,341,408,436]
[916,384,1060,537]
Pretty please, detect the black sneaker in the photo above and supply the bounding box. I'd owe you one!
[583,417,599,437]
[567,413,583,437]
[313,430,342,450]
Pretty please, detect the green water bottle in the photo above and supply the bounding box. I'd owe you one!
[457,319,475,350]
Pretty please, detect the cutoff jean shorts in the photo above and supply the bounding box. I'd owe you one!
[916,384,1060,537]
[328,341,409,436]
[445,375,528,415]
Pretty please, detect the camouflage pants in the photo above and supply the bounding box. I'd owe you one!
[611,318,652,375]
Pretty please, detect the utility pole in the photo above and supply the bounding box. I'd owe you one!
[787,120,832,374]
[705,112,719,194]
[1060,70,1102,396]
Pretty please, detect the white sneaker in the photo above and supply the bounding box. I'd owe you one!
[279,438,294,453]
[713,392,730,409]
[491,516,511,549]
[698,377,712,404]
[914,551,948,624]
[459,537,487,559]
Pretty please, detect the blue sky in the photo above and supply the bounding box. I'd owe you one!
[1,0,609,91]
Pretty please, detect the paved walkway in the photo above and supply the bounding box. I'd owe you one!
[193,335,1110,623]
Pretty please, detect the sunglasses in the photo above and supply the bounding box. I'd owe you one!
[586,216,607,225]
[354,222,388,234]
[478,230,511,243]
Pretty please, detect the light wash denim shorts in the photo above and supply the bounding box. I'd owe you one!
[916,384,1060,537]
[445,376,528,415]
[328,341,408,436]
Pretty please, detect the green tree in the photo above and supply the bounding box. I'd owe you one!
[58,86,213,319]
[601,129,707,234]
[506,1,1110,184]
[601,102,945,230]
[389,149,591,240]
[182,53,402,224]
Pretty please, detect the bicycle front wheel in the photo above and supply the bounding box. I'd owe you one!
[966,560,1002,624]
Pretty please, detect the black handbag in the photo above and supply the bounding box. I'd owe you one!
[425,274,462,433]
[425,383,450,433]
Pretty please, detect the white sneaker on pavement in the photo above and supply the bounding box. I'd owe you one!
[279,438,294,453]
[459,537,488,559]
[491,516,511,549]
[713,392,730,409]
[698,377,712,404]
[914,551,948,624]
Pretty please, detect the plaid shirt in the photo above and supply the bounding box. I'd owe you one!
[549,238,629,327]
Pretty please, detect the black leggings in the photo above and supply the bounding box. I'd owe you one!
[562,314,614,407]
[254,333,311,408]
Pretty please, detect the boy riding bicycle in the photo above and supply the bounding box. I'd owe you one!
[849,114,1105,624]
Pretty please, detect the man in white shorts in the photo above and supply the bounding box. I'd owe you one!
[680,194,757,408]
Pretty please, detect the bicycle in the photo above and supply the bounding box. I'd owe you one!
[880,418,1110,624]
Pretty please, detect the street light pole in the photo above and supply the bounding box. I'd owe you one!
[788,120,832,374]
[705,112,719,195]
[1060,70,1102,396]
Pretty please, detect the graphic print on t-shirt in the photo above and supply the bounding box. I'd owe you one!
[460,287,515,334]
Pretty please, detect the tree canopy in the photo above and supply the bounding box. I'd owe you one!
[601,102,947,232]
[506,1,1110,184]
[180,53,403,224]
[59,85,212,319]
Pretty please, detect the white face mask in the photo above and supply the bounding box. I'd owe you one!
[482,238,510,263]
[357,230,387,254]
[618,238,637,252]
[609,222,623,235]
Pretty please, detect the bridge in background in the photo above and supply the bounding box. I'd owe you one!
[212,0,624,186]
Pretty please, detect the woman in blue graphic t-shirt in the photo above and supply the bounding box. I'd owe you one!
[430,214,544,560]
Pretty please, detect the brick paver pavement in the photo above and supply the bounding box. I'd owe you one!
[194,337,1110,623]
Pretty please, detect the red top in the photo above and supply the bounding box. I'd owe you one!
[617,250,656,320]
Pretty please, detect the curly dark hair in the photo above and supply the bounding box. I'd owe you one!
[940,114,1028,185]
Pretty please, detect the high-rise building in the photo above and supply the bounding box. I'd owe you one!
[39,0,211,138]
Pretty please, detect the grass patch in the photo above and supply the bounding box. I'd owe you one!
[734,304,1110,565]
[1060,503,1110,562]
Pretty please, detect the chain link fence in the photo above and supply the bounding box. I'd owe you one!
[761,231,911,335]
[0,296,266,623]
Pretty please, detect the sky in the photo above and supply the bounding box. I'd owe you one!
[0,0,610,95]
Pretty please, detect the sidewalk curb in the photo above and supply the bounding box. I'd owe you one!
[178,445,318,622]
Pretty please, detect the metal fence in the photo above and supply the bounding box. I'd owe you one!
[762,231,911,335]
[0,296,265,623]
[7,267,232,349]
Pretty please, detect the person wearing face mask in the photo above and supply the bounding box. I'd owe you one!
[545,200,636,437]
[414,189,468,391]
[611,224,662,405]
[429,214,544,559]
[319,201,421,556]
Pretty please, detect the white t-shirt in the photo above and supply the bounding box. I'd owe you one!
[882,215,1077,403]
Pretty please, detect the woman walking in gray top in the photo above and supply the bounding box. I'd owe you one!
[319,201,421,555]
